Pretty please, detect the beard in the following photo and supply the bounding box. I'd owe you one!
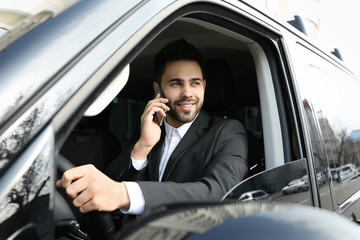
[166,97,203,124]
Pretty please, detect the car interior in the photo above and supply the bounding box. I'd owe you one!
[60,17,265,174]
[56,14,300,238]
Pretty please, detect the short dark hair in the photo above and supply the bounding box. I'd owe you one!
[153,38,205,84]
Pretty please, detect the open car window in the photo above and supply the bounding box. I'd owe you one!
[47,2,306,238]
[58,9,302,211]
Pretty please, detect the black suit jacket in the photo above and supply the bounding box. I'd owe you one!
[106,110,248,214]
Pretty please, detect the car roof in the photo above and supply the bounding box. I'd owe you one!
[0,0,146,128]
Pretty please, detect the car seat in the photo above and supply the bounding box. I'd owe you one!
[60,105,121,172]
[203,58,264,178]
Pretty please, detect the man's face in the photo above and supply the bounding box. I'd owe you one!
[160,60,206,128]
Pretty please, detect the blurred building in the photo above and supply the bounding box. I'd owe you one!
[245,0,321,41]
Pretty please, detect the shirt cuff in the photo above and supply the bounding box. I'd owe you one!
[121,181,146,215]
[131,156,148,170]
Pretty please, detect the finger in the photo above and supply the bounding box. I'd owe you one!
[65,176,88,199]
[79,197,101,213]
[158,97,169,103]
[154,92,161,99]
[152,106,168,117]
[148,97,169,107]
[60,165,94,188]
[144,103,169,117]
[143,103,168,117]
[153,93,169,101]
[143,98,169,117]
[146,111,166,128]
[56,179,62,188]
[73,189,92,208]
[158,108,167,117]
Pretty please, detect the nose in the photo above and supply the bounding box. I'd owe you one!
[180,84,193,98]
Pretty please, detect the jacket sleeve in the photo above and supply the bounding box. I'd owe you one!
[105,132,145,181]
[137,119,248,214]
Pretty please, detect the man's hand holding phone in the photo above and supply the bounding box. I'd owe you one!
[131,88,169,160]
[154,85,166,126]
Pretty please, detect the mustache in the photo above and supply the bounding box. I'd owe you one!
[173,98,199,105]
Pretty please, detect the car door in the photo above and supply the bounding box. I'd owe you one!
[4,0,357,239]
[52,0,311,217]
[0,0,170,239]
[49,0,313,232]
[288,36,360,221]
[108,0,312,211]
[0,125,54,240]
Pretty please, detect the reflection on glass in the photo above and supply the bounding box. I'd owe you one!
[298,62,360,205]
[0,108,42,173]
[238,190,272,202]
[124,202,284,240]
[223,159,312,206]
[281,177,309,195]
[0,136,52,239]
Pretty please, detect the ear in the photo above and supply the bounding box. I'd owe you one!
[203,79,206,89]
[153,81,158,92]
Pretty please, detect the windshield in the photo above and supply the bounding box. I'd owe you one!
[341,167,351,172]
[289,179,301,185]
[253,192,265,197]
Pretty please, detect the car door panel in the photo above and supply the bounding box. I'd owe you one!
[0,124,55,239]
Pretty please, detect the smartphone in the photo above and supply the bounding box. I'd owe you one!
[154,85,165,126]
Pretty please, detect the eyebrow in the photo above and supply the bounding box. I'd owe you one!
[168,77,203,82]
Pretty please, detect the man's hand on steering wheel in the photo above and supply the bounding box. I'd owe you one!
[56,164,130,213]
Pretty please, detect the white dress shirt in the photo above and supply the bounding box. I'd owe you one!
[122,116,196,215]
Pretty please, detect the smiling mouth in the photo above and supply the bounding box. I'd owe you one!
[173,98,198,111]
[176,102,195,111]
[179,104,193,107]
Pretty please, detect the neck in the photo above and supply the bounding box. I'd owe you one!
[165,117,183,128]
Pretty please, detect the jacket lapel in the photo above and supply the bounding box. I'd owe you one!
[161,110,210,181]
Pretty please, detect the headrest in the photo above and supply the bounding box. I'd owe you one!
[203,58,237,117]
[75,104,112,130]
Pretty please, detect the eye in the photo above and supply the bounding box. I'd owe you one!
[170,82,181,86]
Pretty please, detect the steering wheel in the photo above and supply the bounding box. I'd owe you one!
[54,154,116,239]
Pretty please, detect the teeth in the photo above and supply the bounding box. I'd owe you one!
[181,104,192,107]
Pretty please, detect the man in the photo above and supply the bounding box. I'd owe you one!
[57,39,248,216]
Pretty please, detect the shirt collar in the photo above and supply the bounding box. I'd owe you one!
[164,112,199,138]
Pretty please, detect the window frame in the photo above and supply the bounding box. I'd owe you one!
[55,2,304,172]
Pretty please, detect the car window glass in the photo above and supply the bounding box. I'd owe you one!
[223,158,311,206]
[0,125,54,239]
[307,66,360,205]
[295,43,360,206]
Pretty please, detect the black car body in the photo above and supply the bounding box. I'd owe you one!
[117,202,360,240]
[1,0,360,239]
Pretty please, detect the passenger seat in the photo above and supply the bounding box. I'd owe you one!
[60,105,121,171]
